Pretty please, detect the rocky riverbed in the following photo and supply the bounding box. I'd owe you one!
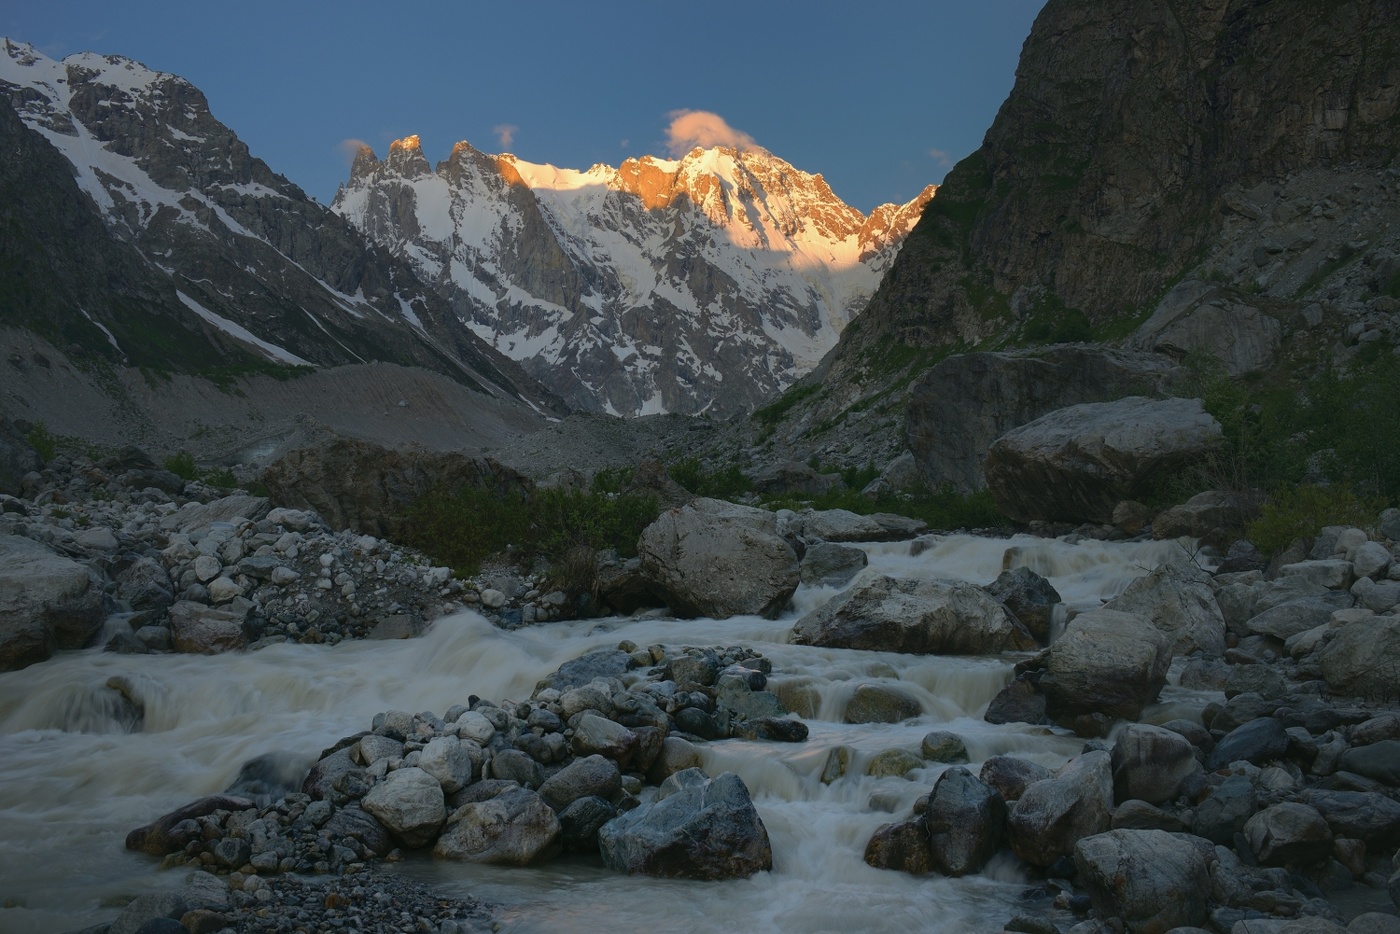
[4,436,1400,933]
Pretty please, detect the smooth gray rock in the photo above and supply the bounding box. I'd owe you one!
[1074,829,1211,934]
[1193,776,1256,845]
[167,600,247,654]
[1243,802,1332,866]
[1337,740,1400,786]
[0,533,105,671]
[921,731,970,764]
[417,736,473,794]
[986,566,1061,644]
[1111,724,1200,805]
[984,397,1223,524]
[925,766,1006,876]
[1008,751,1114,867]
[1103,560,1225,656]
[360,766,446,848]
[109,893,190,934]
[1247,598,1353,640]
[799,541,869,588]
[1207,717,1289,770]
[843,683,923,724]
[1042,609,1171,725]
[433,785,560,865]
[864,816,933,874]
[903,347,1175,493]
[792,575,1033,655]
[1300,790,1400,848]
[598,769,772,879]
[570,713,637,762]
[637,498,799,619]
[980,756,1053,803]
[539,755,622,812]
[1321,616,1400,699]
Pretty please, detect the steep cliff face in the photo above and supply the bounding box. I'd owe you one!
[335,138,933,416]
[0,40,561,415]
[831,0,1400,368]
[725,0,1400,478]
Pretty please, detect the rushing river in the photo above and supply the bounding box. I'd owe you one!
[0,533,1212,934]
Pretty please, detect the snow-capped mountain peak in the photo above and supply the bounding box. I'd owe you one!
[334,135,935,415]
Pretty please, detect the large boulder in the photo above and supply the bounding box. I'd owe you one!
[0,533,106,671]
[1041,609,1171,726]
[598,769,771,879]
[904,348,1176,493]
[1320,616,1400,700]
[158,495,270,535]
[1147,301,1281,378]
[1008,751,1114,867]
[986,566,1061,644]
[260,434,530,539]
[1243,803,1333,867]
[799,542,869,588]
[433,785,560,865]
[925,767,1006,876]
[1110,724,1200,805]
[1102,559,1225,656]
[1074,829,1212,934]
[167,601,248,655]
[637,498,799,619]
[984,397,1222,524]
[360,767,446,849]
[791,575,1033,655]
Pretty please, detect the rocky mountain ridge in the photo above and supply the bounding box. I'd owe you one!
[334,136,933,416]
[726,0,1400,492]
[0,39,563,452]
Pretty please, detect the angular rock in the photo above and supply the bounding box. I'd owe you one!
[1320,616,1400,700]
[986,566,1061,644]
[1074,829,1211,934]
[167,601,247,654]
[538,755,622,812]
[1103,560,1225,656]
[598,769,772,879]
[925,766,1006,876]
[799,541,869,588]
[0,533,105,670]
[1008,751,1114,867]
[1300,790,1400,849]
[1243,803,1332,867]
[360,766,446,848]
[980,756,1053,803]
[125,795,256,855]
[792,575,1032,655]
[637,498,798,619]
[1111,724,1199,805]
[1207,717,1289,770]
[433,785,560,865]
[1042,609,1171,725]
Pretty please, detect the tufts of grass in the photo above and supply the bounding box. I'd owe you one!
[1247,485,1382,557]
[398,485,661,579]
[26,422,56,462]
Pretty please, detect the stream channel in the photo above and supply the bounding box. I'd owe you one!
[0,532,1213,933]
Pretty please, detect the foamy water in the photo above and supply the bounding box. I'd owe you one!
[0,533,1207,933]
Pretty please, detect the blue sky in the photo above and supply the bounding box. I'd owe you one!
[2,1,1045,213]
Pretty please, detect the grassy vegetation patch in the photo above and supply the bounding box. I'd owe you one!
[759,485,1007,533]
[1247,485,1384,557]
[668,457,753,499]
[399,483,661,579]
[754,382,824,427]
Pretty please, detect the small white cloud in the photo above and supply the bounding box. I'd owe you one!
[928,148,954,169]
[493,124,519,148]
[620,138,630,149]
[664,110,757,156]
[338,137,373,164]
